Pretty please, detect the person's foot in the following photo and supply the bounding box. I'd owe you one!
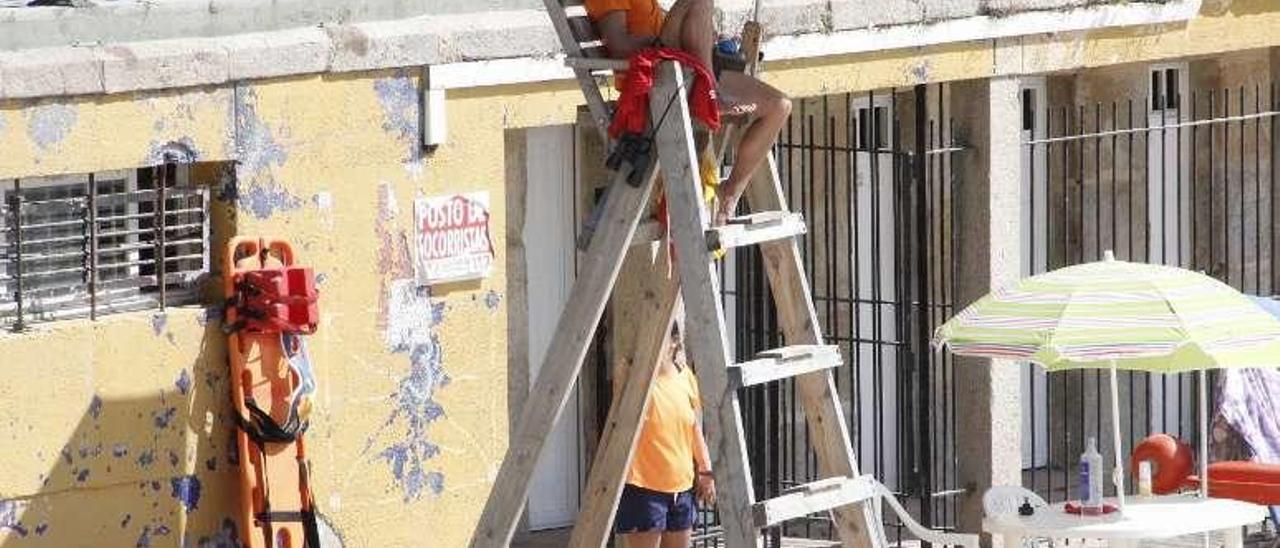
[712,190,738,226]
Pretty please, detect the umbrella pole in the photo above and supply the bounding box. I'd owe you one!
[1109,362,1127,511]
[1199,369,1209,498]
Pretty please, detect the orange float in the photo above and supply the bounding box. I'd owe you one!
[1133,433,1280,508]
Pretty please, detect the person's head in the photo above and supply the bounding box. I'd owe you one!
[667,319,689,372]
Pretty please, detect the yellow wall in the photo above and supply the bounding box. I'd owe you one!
[0,72,582,547]
[0,1,1277,546]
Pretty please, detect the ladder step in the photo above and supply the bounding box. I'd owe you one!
[705,211,806,252]
[566,57,630,72]
[753,475,878,529]
[728,345,841,388]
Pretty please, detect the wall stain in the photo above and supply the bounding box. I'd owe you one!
[234,86,289,178]
[373,70,420,161]
[151,313,168,336]
[484,290,502,311]
[135,523,172,548]
[368,183,449,501]
[143,137,201,166]
[374,182,411,332]
[137,450,156,468]
[152,407,178,429]
[170,475,202,511]
[0,499,28,537]
[374,280,450,502]
[88,395,103,420]
[25,103,78,151]
[239,180,303,220]
[176,369,192,396]
[188,517,241,548]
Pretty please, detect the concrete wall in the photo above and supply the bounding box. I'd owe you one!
[0,70,586,546]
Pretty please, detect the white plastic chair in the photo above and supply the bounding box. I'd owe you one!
[984,486,1052,548]
[870,479,980,548]
[983,485,1049,517]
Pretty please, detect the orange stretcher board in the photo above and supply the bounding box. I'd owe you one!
[223,236,319,548]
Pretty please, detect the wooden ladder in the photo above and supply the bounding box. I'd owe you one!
[469,3,882,547]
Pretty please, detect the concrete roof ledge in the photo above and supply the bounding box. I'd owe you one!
[223,28,331,82]
[100,38,230,94]
[0,45,105,99]
[0,0,1204,100]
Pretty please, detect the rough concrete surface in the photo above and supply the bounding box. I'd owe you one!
[2,0,1175,52]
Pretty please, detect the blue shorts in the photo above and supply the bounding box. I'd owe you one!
[614,483,697,534]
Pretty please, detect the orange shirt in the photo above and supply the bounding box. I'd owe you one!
[627,366,703,493]
[584,0,665,40]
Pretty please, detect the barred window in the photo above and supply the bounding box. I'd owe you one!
[1,165,209,329]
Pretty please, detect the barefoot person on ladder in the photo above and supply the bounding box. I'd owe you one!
[585,0,792,226]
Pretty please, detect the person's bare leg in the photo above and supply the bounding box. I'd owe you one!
[660,530,692,548]
[620,531,663,548]
[715,71,792,224]
[658,0,715,70]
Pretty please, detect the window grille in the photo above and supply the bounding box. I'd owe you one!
[1,164,209,329]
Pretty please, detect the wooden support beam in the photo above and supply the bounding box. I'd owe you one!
[469,159,659,548]
[651,61,760,548]
[567,251,680,548]
[744,153,878,548]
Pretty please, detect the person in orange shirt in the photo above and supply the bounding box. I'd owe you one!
[585,0,792,226]
[614,320,715,547]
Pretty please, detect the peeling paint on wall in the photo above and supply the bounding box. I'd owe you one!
[0,499,28,537]
[170,475,202,511]
[239,180,303,220]
[367,182,449,501]
[484,290,502,311]
[144,137,202,166]
[187,517,241,548]
[373,70,420,161]
[176,369,192,396]
[234,86,289,179]
[376,279,449,501]
[25,103,78,151]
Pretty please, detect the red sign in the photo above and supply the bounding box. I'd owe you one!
[413,192,494,285]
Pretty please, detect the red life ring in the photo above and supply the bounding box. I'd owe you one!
[1130,433,1194,494]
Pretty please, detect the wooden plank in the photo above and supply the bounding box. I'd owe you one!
[567,253,681,548]
[753,476,878,529]
[565,57,629,72]
[650,61,760,548]
[730,345,841,388]
[706,211,806,251]
[469,158,660,548]
[744,153,878,548]
[542,0,612,142]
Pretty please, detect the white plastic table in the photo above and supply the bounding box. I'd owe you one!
[983,495,1266,548]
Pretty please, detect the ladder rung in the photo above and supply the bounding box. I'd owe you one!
[705,211,806,252]
[728,344,841,388]
[566,57,629,72]
[753,475,877,529]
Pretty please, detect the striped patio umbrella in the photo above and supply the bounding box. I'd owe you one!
[933,251,1280,511]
